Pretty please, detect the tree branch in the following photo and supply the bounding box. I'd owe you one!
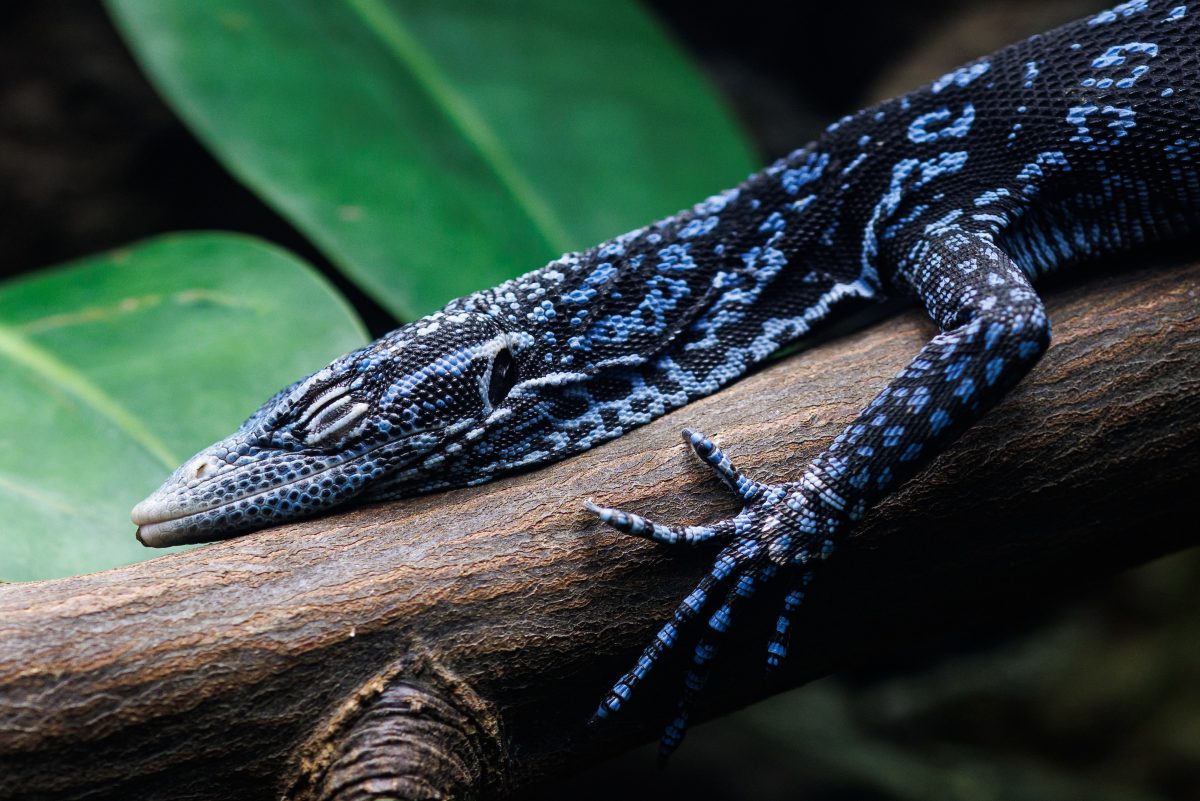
[2,260,1198,801]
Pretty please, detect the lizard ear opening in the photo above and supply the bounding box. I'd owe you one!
[488,347,518,407]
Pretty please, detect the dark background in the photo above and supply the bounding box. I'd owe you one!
[3,2,1197,799]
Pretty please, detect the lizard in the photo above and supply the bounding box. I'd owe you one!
[131,0,1198,758]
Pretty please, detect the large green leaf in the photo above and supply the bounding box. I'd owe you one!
[0,234,367,581]
[105,0,757,319]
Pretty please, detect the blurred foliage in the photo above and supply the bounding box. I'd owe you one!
[0,235,367,580]
[105,0,757,319]
[1,1,753,580]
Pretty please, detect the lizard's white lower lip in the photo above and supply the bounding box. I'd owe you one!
[132,493,232,546]
[135,515,207,547]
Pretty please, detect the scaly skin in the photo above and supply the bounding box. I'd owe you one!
[132,0,1199,756]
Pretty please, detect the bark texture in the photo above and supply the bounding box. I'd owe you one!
[1,260,1198,801]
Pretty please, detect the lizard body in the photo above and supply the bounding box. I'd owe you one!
[132,0,1199,756]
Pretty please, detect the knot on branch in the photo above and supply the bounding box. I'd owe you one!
[287,651,507,801]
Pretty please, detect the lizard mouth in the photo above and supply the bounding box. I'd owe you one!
[130,423,473,547]
[132,410,489,547]
[131,455,353,547]
[132,474,319,547]
[133,510,218,548]
[130,438,399,547]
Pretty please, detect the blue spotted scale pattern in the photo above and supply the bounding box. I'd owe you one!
[132,0,1198,759]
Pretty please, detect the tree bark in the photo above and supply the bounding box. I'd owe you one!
[1,260,1198,801]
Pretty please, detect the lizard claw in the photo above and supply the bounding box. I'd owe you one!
[583,429,766,546]
[764,572,813,672]
[587,429,827,756]
[679,428,768,503]
[584,498,735,545]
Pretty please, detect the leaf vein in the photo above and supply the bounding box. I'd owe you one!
[0,323,178,470]
[346,0,575,256]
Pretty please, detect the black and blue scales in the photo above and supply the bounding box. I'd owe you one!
[582,0,1199,755]
[132,0,1198,758]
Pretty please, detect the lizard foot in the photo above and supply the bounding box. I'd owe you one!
[586,428,830,760]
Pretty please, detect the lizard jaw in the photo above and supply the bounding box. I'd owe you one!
[132,509,213,548]
[130,446,382,547]
[132,410,489,546]
[130,465,331,547]
[130,428,460,546]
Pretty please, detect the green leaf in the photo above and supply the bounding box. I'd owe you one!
[0,234,367,581]
[104,0,757,318]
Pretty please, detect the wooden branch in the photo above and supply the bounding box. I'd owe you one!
[2,260,1198,801]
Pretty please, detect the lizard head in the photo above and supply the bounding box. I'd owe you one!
[131,311,528,546]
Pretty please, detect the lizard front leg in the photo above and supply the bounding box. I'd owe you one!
[589,231,1052,758]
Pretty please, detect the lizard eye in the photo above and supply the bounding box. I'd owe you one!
[487,348,518,407]
[297,385,370,447]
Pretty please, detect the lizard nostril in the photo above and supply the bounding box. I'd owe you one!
[193,459,213,479]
